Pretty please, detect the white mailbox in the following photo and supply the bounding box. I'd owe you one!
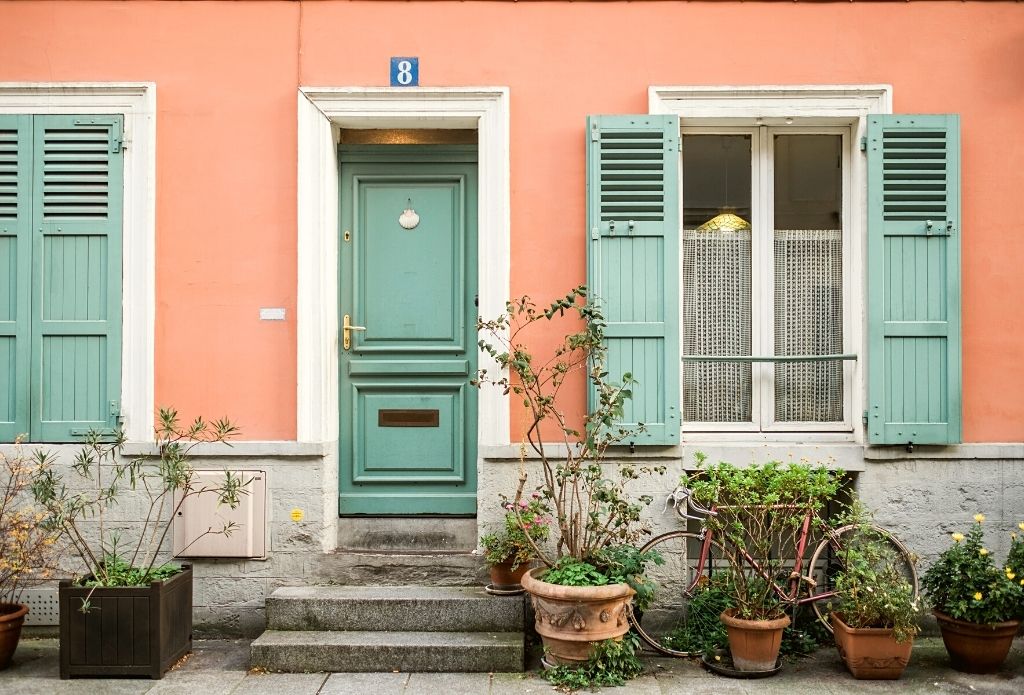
[172,470,267,558]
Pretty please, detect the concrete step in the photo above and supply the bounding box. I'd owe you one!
[266,585,525,632]
[313,550,485,586]
[337,517,477,552]
[250,629,525,673]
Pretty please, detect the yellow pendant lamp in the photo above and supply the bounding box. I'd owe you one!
[696,206,751,233]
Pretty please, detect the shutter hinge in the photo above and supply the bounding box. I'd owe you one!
[862,409,869,425]
[591,123,600,142]
[591,227,600,240]
[110,400,124,424]
[859,136,867,152]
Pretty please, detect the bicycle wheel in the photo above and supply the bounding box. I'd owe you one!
[629,530,730,657]
[808,523,919,632]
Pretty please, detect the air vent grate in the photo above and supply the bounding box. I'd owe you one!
[21,587,60,625]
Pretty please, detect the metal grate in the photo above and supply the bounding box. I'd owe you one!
[21,587,60,625]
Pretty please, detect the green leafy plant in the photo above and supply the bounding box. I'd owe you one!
[830,500,920,642]
[0,441,60,609]
[922,514,1024,625]
[32,408,245,594]
[479,493,551,570]
[543,633,644,690]
[661,575,733,655]
[474,288,665,577]
[687,455,842,621]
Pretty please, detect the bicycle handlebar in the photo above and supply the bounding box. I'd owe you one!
[664,485,717,521]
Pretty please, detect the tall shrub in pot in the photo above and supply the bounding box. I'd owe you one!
[475,287,664,675]
[31,409,245,679]
[922,515,1024,674]
[688,459,840,673]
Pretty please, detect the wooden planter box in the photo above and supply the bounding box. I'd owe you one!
[59,564,193,679]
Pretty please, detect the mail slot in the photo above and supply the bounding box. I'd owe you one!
[378,409,440,427]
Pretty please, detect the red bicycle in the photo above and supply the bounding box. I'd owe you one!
[629,486,918,657]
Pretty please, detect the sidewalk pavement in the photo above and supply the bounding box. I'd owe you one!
[1,637,1022,694]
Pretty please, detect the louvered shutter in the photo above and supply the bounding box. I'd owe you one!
[30,115,123,441]
[586,115,681,444]
[0,116,33,441]
[866,114,961,445]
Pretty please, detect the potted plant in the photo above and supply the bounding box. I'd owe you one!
[688,459,840,673]
[829,500,920,679]
[475,287,664,671]
[31,408,244,679]
[0,441,60,670]
[922,514,1024,673]
[480,493,551,593]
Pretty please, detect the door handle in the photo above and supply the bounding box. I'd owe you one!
[342,314,366,351]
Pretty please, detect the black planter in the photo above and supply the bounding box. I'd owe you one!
[59,564,193,679]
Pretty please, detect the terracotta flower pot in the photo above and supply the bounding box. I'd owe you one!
[521,567,634,666]
[0,603,29,670]
[831,613,913,679]
[489,558,531,590]
[933,609,1021,674]
[720,608,790,672]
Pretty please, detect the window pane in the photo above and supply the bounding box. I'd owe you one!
[682,135,752,423]
[773,135,843,422]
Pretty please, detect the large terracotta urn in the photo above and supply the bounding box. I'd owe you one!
[521,567,634,666]
[933,609,1020,674]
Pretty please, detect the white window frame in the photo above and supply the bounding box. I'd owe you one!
[650,85,892,443]
[0,83,157,442]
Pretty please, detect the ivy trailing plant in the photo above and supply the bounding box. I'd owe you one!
[474,286,665,587]
[543,633,645,691]
[32,408,246,602]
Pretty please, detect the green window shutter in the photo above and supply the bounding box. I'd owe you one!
[0,115,33,441]
[866,114,961,445]
[30,115,123,441]
[586,115,681,445]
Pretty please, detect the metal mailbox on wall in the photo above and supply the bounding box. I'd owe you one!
[172,470,267,558]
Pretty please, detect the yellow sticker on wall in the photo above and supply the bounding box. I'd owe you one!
[290,508,304,522]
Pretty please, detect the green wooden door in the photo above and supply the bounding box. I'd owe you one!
[338,147,478,515]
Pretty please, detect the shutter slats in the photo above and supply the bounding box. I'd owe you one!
[867,114,961,445]
[587,115,680,445]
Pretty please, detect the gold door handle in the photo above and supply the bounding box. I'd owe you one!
[342,314,366,351]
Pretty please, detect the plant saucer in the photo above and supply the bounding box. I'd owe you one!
[485,583,525,596]
[701,649,782,679]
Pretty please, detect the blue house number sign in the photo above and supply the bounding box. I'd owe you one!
[390,57,419,87]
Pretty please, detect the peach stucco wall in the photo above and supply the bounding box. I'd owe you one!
[1,1,1022,442]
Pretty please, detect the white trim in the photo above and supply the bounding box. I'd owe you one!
[651,85,892,443]
[296,87,511,447]
[0,83,157,442]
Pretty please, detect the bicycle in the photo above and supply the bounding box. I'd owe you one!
[629,485,918,657]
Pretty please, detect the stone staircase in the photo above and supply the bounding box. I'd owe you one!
[249,585,526,672]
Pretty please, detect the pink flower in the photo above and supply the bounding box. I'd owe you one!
[519,500,528,508]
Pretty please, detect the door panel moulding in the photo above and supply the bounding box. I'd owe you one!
[296,87,511,449]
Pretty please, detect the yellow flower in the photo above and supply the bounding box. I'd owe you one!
[951,532,964,543]
[1019,522,1024,532]
[974,592,983,601]
[1008,570,1017,580]
[975,513,986,523]
[980,548,989,556]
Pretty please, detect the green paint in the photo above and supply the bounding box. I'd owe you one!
[339,147,478,515]
[0,115,122,442]
[867,114,961,445]
[586,115,681,445]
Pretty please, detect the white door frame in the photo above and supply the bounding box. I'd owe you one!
[296,87,511,451]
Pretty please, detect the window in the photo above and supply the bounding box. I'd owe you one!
[0,114,123,442]
[680,128,852,432]
[586,92,962,446]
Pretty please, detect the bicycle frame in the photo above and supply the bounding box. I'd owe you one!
[687,504,839,607]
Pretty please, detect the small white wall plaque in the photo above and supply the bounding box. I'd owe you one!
[260,308,287,321]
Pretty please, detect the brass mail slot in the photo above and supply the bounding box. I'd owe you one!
[378,409,440,428]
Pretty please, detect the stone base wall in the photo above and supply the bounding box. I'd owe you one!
[9,440,1021,638]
